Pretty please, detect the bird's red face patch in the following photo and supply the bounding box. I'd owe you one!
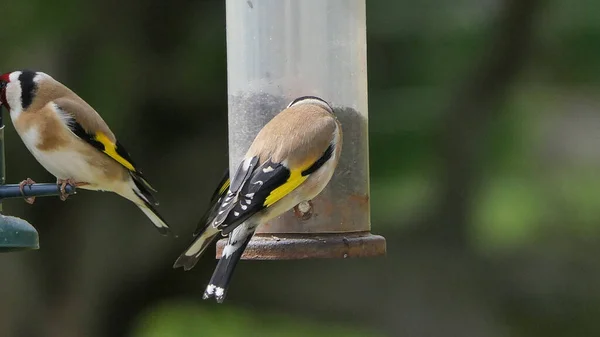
[0,73,10,110]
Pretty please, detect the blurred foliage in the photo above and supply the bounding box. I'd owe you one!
[131,301,383,337]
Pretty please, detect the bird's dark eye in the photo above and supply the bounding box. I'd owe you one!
[0,82,5,89]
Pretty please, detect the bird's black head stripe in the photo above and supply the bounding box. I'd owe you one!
[288,96,329,108]
[18,70,38,110]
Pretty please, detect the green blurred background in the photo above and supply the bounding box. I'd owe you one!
[1,0,598,336]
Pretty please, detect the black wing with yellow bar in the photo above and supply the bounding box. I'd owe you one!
[193,169,231,236]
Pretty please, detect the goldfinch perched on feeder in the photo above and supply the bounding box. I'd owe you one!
[0,70,171,235]
[173,96,343,303]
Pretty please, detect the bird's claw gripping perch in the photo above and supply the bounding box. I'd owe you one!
[18,178,36,204]
[57,179,87,201]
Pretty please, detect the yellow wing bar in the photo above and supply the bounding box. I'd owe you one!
[263,157,318,208]
[94,132,136,172]
[263,169,308,207]
[219,178,231,195]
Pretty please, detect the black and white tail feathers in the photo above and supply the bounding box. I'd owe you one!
[202,155,296,303]
[203,224,256,303]
[173,170,231,270]
[179,154,293,303]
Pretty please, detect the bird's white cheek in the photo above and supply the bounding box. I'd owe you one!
[9,107,23,121]
[6,82,23,120]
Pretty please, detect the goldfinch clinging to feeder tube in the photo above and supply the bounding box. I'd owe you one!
[0,70,171,235]
[173,95,343,303]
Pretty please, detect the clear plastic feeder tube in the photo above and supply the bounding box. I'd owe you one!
[220,0,386,259]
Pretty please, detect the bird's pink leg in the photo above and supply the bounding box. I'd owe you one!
[19,178,36,204]
[57,179,89,201]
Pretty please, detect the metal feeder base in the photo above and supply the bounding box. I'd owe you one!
[216,232,386,260]
[0,214,40,252]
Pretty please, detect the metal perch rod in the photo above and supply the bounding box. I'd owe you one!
[0,183,76,200]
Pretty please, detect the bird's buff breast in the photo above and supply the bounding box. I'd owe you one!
[16,122,119,189]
